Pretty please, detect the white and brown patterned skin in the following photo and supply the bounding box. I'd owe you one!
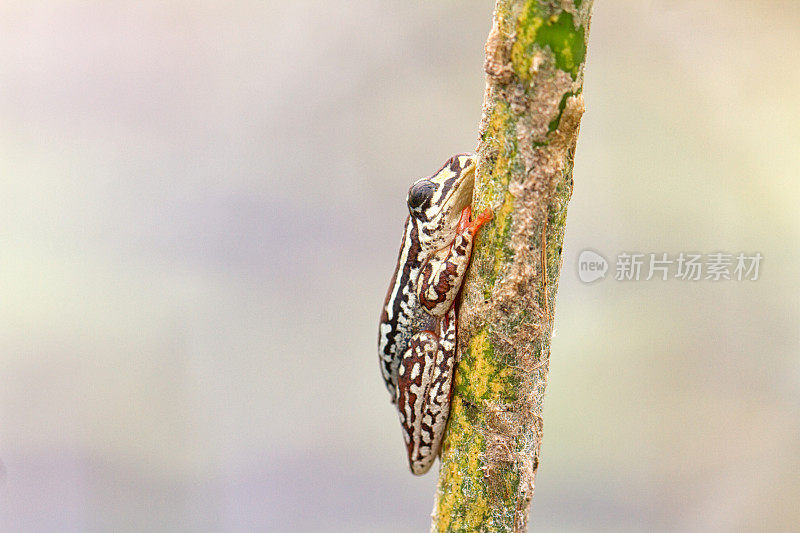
[378,154,492,475]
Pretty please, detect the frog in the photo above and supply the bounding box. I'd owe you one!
[378,153,492,475]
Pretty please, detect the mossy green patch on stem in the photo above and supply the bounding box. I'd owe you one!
[536,11,585,79]
[511,4,586,81]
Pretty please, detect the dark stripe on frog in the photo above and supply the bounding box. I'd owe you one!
[448,156,462,173]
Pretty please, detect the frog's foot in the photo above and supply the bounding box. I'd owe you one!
[455,205,493,237]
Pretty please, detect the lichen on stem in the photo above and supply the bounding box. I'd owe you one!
[431,1,594,531]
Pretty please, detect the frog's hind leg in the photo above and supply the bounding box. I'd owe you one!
[396,307,457,475]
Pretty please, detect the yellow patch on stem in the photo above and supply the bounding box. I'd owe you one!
[435,395,488,532]
[492,190,515,276]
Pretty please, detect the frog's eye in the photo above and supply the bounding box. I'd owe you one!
[407,180,435,210]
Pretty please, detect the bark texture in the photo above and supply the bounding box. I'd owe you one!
[431,1,594,531]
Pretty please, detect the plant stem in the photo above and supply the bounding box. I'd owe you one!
[431,1,594,531]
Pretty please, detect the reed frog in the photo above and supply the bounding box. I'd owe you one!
[378,154,492,475]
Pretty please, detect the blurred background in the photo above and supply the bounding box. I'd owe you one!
[0,0,798,531]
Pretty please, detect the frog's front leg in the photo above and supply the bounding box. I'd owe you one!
[396,307,457,475]
[418,206,492,316]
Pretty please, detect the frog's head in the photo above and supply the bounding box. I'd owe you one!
[407,154,476,250]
